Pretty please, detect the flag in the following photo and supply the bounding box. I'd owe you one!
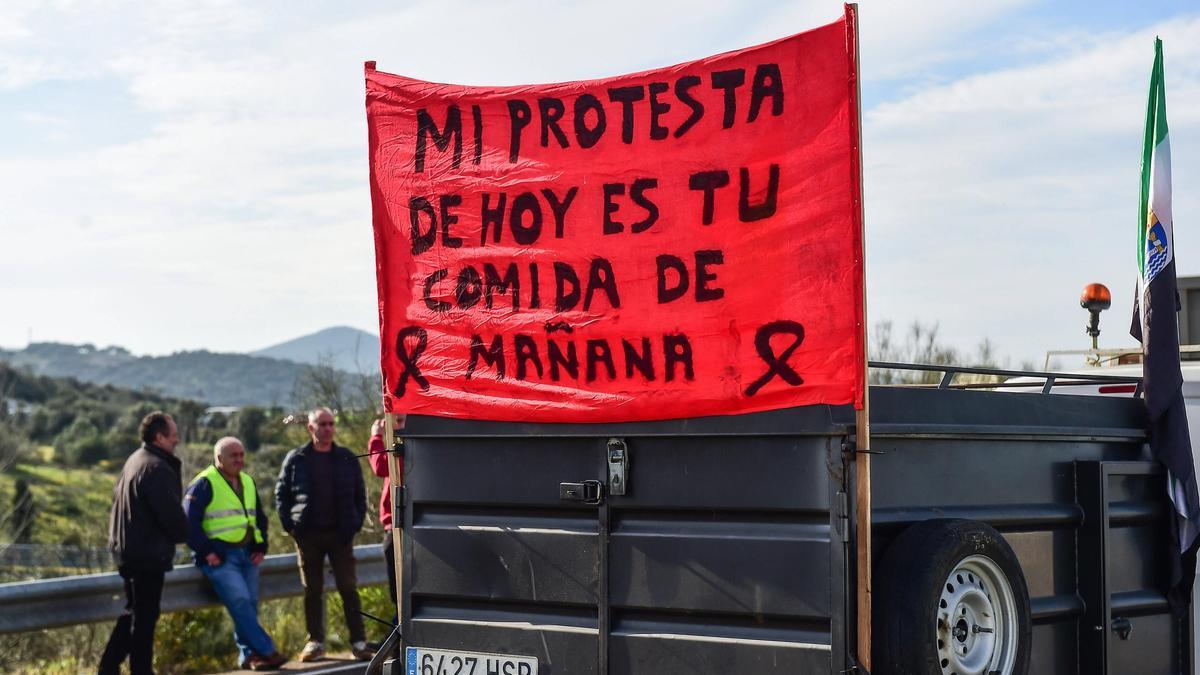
[1130,37,1200,613]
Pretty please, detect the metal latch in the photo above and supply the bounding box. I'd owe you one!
[607,438,628,497]
[1112,617,1132,640]
[560,480,605,505]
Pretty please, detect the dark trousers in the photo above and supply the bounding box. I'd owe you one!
[295,529,365,643]
[382,529,398,624]
[98,567,165,675]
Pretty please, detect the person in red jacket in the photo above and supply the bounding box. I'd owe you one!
[368,415,405,613]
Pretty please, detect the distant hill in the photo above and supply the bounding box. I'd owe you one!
[251,326,380,374]
[0,342,309,407]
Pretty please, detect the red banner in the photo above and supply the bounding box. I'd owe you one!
[366,7,864,422]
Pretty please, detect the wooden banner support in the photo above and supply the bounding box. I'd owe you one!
[856,411,872,670]
[384,413,404,620]
[846,4,873,671]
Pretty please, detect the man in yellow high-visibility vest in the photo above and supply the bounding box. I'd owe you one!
[185,436,286,671]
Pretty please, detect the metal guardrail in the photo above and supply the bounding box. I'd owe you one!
[0,544,385,635]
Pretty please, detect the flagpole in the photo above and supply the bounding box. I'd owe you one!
[846,4,873,671]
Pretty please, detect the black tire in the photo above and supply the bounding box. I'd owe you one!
[873,519,1031,675]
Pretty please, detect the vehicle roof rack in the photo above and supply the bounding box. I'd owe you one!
[868,361,1144,396]
[1042,345,1200,369]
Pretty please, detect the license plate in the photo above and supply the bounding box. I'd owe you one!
[406,646,537,675]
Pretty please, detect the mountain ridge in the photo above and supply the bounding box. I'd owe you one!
[0,326,381,407]
[251,325,380,374]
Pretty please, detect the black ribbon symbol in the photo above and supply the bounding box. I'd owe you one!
[394,326,430,397]
[744,320,805,397]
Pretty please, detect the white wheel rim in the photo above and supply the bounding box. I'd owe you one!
[935,554,1019,675]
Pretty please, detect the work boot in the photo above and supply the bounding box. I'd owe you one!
[255,653,288,670]
[299,641,325,662]
[240,655,268,671]
[351,640,377,661]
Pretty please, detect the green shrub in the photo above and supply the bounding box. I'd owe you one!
[155,607,234,674]
[55,419,109,466]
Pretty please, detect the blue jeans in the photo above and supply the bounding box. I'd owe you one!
[201,547,276,662]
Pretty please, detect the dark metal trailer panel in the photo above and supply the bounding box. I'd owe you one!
[394,385,1188,674]
[865,387,1186,674]
[399,407,849,674]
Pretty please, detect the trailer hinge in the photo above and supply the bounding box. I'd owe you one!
[835,491,850,543]
[390,439,406,525]
[392,485,406,525]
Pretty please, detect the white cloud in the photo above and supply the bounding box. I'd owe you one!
[1,0,1197,368]
[0,1,117,89]
[863,15,1200,363]
[1,0,767,353]
[0,55,59,89]
[0,3,34,41]
[747,0,1035,81]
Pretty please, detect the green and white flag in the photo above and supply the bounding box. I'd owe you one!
[1130,38,1199,612]
[1136,38,1173,290]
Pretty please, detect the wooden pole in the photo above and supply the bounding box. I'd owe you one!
[847,4,873,670]
[384,413,404,619]
[855,409,872,670]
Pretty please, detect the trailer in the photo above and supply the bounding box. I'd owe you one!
[379,364,1187,675]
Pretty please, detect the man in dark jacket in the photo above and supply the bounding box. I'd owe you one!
[275,408,370,662]
[100,411,188,675]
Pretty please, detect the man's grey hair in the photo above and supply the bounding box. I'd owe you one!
[308,407,335,424]
[214,436,244,460]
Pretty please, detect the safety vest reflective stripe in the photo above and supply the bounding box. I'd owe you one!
[206,522,253,536]
[190,465,264,545]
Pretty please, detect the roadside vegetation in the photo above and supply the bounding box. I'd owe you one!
[868,320,1033,385]
[0,359,390,674]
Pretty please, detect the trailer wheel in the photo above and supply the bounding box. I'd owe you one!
[873,519,1031,675]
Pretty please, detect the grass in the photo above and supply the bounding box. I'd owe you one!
[0,461,117,559]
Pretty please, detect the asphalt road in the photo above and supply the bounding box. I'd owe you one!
[217,654,369,675]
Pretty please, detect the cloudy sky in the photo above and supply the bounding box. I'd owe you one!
[1,0,1198,367]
